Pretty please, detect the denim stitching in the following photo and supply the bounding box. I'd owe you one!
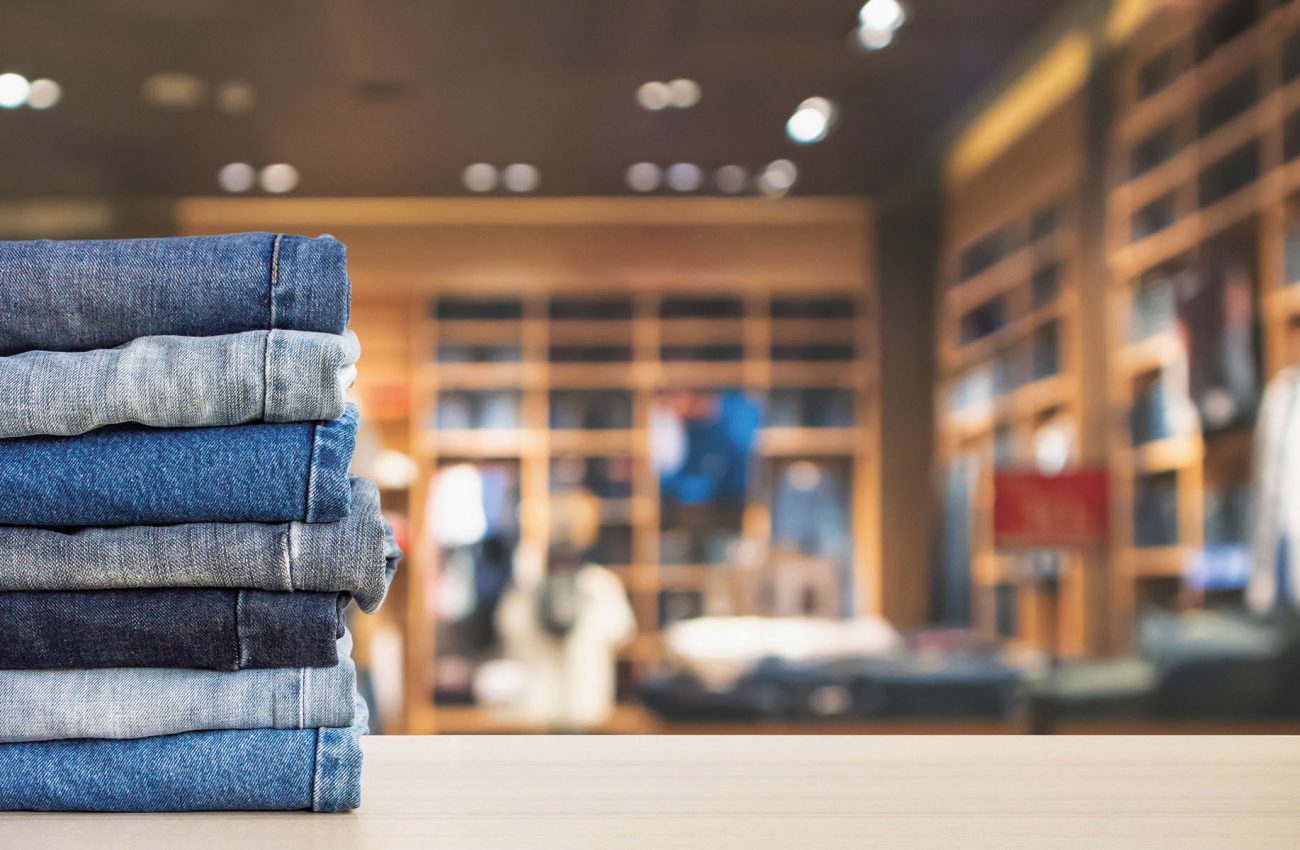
[234,590,247,669]
[303,422,319,521]
[299,666,307,729]
[283,520,297,591]
[268,233,282,331]
[261,330,273,420]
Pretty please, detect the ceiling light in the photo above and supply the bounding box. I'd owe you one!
[25,78,61,109]
[666,163,703,192]
[856,25,895,51]
[463,163,498,192]
[859,0,906,32]
[216,80,256,115]
[0,73,30,109]
[217,163,256,193]
[714,165,748,194]
[626,162,662,192]
[758,159,797,198]
[259,163,299,193]
[667,78,701,108]
[502,163,540,192]
[786,97,837,144]
[141,72,206,109]
[636,81,672,111]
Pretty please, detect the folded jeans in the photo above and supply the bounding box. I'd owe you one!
[0,694,367,812]
[0,631,357,742]
[0,404,358,526]
[0,330,360,438]
[0,232,349,356]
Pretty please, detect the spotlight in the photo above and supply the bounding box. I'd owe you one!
[217,162,256,193]
[0,73,30,109]
[626,162,662,192]
[462,163,498,192]
[502,163,540,192]
[786,97,837,144]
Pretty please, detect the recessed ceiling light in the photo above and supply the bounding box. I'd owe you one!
[141,72,205,109]
[786,96,837,144]
[637,81,672,111]
[859,0,906,32]
[463,163,498,192]
[217,162,256,193]
[714,165,748,194]
[856,25,895,51]
[26,78,61,109]
[666,78,701,108]
[216,80,256,115]
[626,162,662,192]
[259,163,299,193]
[0,73,30,109]
[502,163,540,192]
[666,163,703,192]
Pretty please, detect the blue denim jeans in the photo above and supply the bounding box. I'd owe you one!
[0,477,399,613]
[0,694,367,811]
[0,587,348,670]
[0,233,349,356]
[0,632,357,742]
[0,330,359,438]
[0,404,358,526]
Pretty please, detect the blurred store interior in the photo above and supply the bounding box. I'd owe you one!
[9,0,1300,733]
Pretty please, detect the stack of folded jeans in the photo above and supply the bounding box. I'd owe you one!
[0,232,399,812]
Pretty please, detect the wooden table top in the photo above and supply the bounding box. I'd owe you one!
[3,735,1298,848]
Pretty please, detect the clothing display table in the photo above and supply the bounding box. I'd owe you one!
[2,735,1296,848]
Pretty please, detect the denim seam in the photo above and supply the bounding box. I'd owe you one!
[311,728,323,811]
[268,233,283,330]
[234,590,247,669]
[303,421,320,522]
[283,521,298,592]
[299,666,307,729]
[261,329,273,419]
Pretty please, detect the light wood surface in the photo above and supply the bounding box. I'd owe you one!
[2,735,1298,848]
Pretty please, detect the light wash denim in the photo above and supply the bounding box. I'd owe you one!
[0,694,367,812]
[0,404,357,526]
[0,477,398,613]
[0,232,349,356]
[0,631,356,743]
[0,330,359,438]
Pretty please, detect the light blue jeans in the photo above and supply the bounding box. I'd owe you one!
[0,330,359,438]
[0,694,367,812]
[0,632,356,743]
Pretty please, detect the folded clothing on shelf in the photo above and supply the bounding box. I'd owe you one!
[0,232,350,356]
[0,404,358,526]
[0,588,348,671]
[0,694,367,812]
[0,330,360,438]
[0,632,358,743]
[0,477,399,613]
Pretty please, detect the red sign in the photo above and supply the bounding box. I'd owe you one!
[993,469,1109,549]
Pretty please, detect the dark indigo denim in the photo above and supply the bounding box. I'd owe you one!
[0,404,357,526]
[0,587,348,671]
[0,233,350,356]
[0,694,367,811]
[0,477,399,613]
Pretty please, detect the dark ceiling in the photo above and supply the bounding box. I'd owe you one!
[0,0,1069,198]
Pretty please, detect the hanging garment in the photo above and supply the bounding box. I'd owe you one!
[1248,367,1300,615]
[1176,253,1258,432]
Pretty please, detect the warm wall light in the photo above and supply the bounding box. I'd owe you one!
[259,163,299,193]
[758,159,797,197]
[636,81,672,110]
[666,162,703,191]
[462,163,498,192]
[626,162,662,192]
[216,81,256,115]
[26,79,61,109]
[217,162,256,193]
[666,78,701,108]
[714,165,748,194]
[786,97,837,144]
[141,72,205,109]
[502,163,540,192]
[0,73,30,109]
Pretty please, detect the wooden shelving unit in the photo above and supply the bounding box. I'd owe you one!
[1107,0,1300,648]
[937,63,1110,657]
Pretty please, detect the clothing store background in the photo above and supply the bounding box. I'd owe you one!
[6,0,1300,734]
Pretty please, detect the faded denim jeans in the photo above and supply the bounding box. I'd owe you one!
[0,477,399,613]
[0,694,367,811]
[0,587,349,671]
[0,232,349,356]
[0,404,358,526]
[0,330,360,438]
[0,632,357,743]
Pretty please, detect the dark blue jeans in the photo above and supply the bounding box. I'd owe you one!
[0,233,349,355]
[0,588,347,670]
[0,404,358,526]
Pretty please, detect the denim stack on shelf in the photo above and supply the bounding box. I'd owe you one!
[0,233,399,813]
